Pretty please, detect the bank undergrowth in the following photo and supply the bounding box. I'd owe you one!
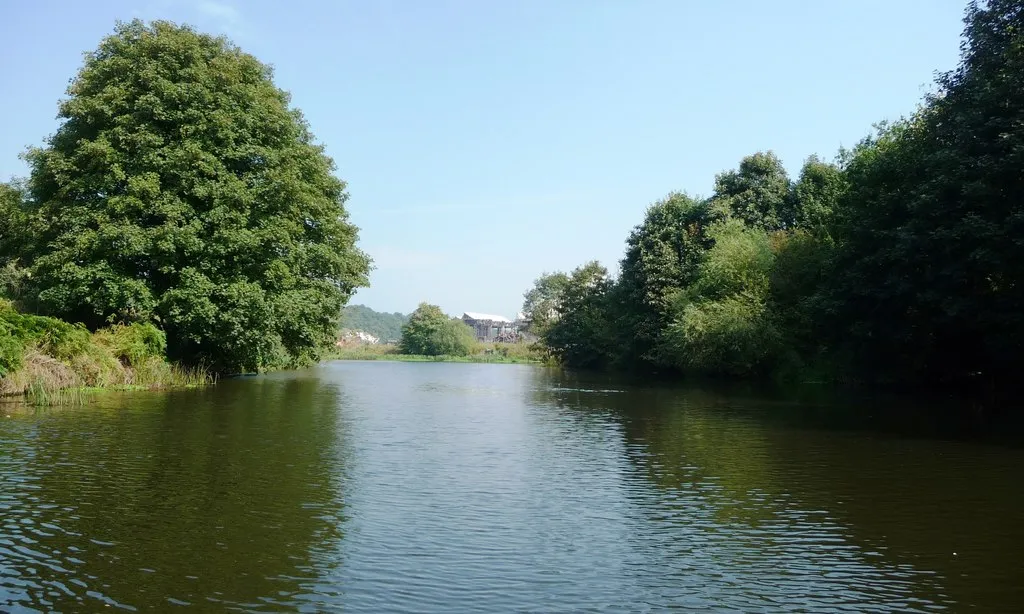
[0,300,212,402]
[328,341,546,364]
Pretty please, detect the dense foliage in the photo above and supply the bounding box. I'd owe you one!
[541,262,614,369]
[520,272,569,337]
[614,193,718,367]
[824,0,1024,386]
[0,299,205,396]
[341,304,408,343]
[399,303,477,357]
[527,0,1024,392]
[3,20,369,375]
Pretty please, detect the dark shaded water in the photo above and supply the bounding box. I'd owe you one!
[1,362,1022,612]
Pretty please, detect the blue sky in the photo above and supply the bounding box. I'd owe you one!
[1,0,967,317]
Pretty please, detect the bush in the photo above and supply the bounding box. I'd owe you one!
[0,300,91,360]
[689,219,774,302]
[0,321,23,377]
[0,301,211,399]
[400,303,477,356]
[663,294,780,376]
[94,322,168,368]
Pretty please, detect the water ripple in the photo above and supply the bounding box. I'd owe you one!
[1,365,1021,611]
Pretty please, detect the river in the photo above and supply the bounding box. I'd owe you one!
[1,361,1022,612]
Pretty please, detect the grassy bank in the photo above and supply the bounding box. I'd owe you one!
[1,300,212,404]
[326,342,547,364]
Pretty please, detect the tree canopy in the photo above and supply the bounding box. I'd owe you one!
[542,261,614,369]
[616,192,716,367]
[526,0,1024,394]
[826,0,1024,384]
[341,305,409,343]
[710,152,793,231]
[13,20,369,373]
[0,182,29,266]
[521,272,569,336]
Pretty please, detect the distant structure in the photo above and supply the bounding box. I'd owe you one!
[462,312,520,342]
[336,329,380,345]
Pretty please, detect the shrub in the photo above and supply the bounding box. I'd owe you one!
[94,322,168,368]
[400,303,477,356]
[0,321,23,377]
[0,300,91,361]
[662,293,780,377]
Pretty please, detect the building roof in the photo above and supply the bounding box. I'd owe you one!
[462,312,512,323]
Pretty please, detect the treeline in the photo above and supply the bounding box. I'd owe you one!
[341,305,409,343]
[523,0,1024,392]
[0,300,207,397]
[1,20,369,382]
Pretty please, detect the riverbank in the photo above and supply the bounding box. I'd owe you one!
[1,300,212,404]
[326,342,546,365]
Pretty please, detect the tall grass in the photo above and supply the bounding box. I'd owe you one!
[325,343,400,361]
[1,303,215,404]
[1,348,216,404]
[325,341,547,364]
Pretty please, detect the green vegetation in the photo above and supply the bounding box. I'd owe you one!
[341,305,409,343]
[328,303,546,364]
[4,20,369,374]
[520,272,569,337]
[399,303,477,357]
[0,300,210,400]
[328,342,543,364]
[526,0,1024,394]
[1,19,369,398]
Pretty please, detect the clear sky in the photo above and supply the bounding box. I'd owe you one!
[1,0,967,317]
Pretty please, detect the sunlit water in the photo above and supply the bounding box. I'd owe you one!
[1,362,1022,612]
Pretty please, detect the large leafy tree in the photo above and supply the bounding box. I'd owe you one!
[827,0,1024,384]
[521,271,569,336]
[543,261,614,369]
[0,182,29,264]
[791,155,845,233]
[0,182,35,305]
[616,192,716,366]
[711,151,793,231]
[20,20,370,373]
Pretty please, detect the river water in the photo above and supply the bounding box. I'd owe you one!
[1,361,1022,612]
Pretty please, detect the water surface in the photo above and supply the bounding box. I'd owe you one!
[1,362,1022,611]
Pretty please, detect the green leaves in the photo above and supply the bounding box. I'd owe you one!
[662,293,778,377]
[819,0,1024,383]
[529,1,1024,389]
[17,20,370,374]
[400,304,476,357]
[0,182,31,266]
[521,272,570,336]
[711,152,793,231]
[616,192,716,366]
[543,262,614,369]
[657,220,779,376]
[340,305,408,344]
[792,156,844,233]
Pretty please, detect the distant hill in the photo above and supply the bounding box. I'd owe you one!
[340,304,409,343]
